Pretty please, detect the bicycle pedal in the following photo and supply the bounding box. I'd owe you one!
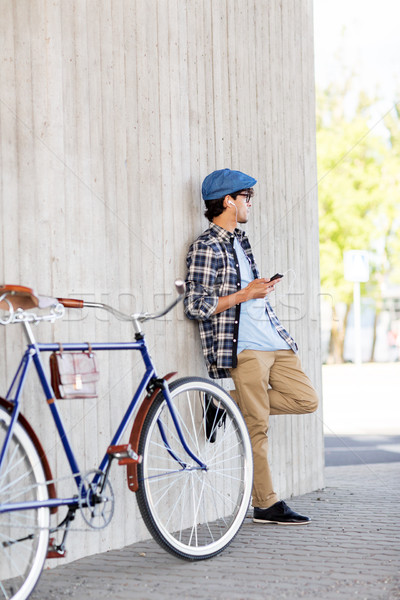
[107,443,141,465]
[117,456,142,465]
[46,537,67,559]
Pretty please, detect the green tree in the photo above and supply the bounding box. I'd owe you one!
[317,83,400,362]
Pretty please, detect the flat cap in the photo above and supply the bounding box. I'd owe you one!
[202,168,257,201]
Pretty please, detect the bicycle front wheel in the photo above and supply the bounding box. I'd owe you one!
[136,377,253,560]
[0,406,50,600]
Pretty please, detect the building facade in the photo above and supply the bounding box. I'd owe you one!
[0,0,323,564]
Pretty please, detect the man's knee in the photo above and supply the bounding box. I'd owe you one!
[303,390,319,413]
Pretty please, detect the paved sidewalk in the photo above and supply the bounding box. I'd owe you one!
[31,462,400,600]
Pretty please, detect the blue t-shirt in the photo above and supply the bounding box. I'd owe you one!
[234,238,290,354]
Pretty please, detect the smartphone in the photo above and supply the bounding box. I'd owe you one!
[269,273,283,281]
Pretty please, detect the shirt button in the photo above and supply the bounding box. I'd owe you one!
[233,339,237,342]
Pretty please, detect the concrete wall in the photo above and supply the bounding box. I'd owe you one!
[0,0,323,563]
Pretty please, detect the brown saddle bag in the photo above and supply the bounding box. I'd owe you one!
[50,345,99,399]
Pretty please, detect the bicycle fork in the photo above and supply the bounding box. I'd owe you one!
[158,380,207,471]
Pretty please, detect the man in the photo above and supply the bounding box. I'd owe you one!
[184,168,319,525]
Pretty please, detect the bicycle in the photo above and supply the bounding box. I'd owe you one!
[0,282,253,600]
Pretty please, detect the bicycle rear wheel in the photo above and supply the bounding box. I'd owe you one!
[0,406,50,600]
[136,377,253,560]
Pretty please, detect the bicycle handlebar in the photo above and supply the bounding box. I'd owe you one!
[59,279,186,322]
[1,280,186,327]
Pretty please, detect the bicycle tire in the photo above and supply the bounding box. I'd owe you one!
[136,377,253,560]
[0,406,50,600]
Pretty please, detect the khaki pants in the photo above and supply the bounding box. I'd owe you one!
[230,349,318,509]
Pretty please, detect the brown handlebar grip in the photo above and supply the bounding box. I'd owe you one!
[57,297,84,309]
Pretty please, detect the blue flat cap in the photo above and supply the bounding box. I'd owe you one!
[202,168,257,201]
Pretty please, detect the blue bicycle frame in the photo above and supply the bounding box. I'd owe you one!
[0,337,207,515]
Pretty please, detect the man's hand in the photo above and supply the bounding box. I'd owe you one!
[213,277,281,315]
[242,277,279,301]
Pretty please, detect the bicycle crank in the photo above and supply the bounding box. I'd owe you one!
[78,470,115,529]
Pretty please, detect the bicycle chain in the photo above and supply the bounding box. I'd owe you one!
[1,471,116,534]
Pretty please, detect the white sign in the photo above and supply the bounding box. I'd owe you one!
[343,250,369,282]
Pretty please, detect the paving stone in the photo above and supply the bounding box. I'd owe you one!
[28,462,400,600]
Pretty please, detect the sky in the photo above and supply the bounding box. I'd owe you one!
[313,0,400,110]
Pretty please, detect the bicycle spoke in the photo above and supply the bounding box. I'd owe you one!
[149,471,187,509]
[163,477,191,531]
[185,392,201,455]
[0,440,20,482]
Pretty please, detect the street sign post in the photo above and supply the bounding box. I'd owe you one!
[343,251,370,364]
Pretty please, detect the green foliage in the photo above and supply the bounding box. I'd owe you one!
[317,81,400,308]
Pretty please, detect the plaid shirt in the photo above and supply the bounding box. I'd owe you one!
[184,222,298,379]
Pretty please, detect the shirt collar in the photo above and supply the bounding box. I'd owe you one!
[209,222,246,244]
